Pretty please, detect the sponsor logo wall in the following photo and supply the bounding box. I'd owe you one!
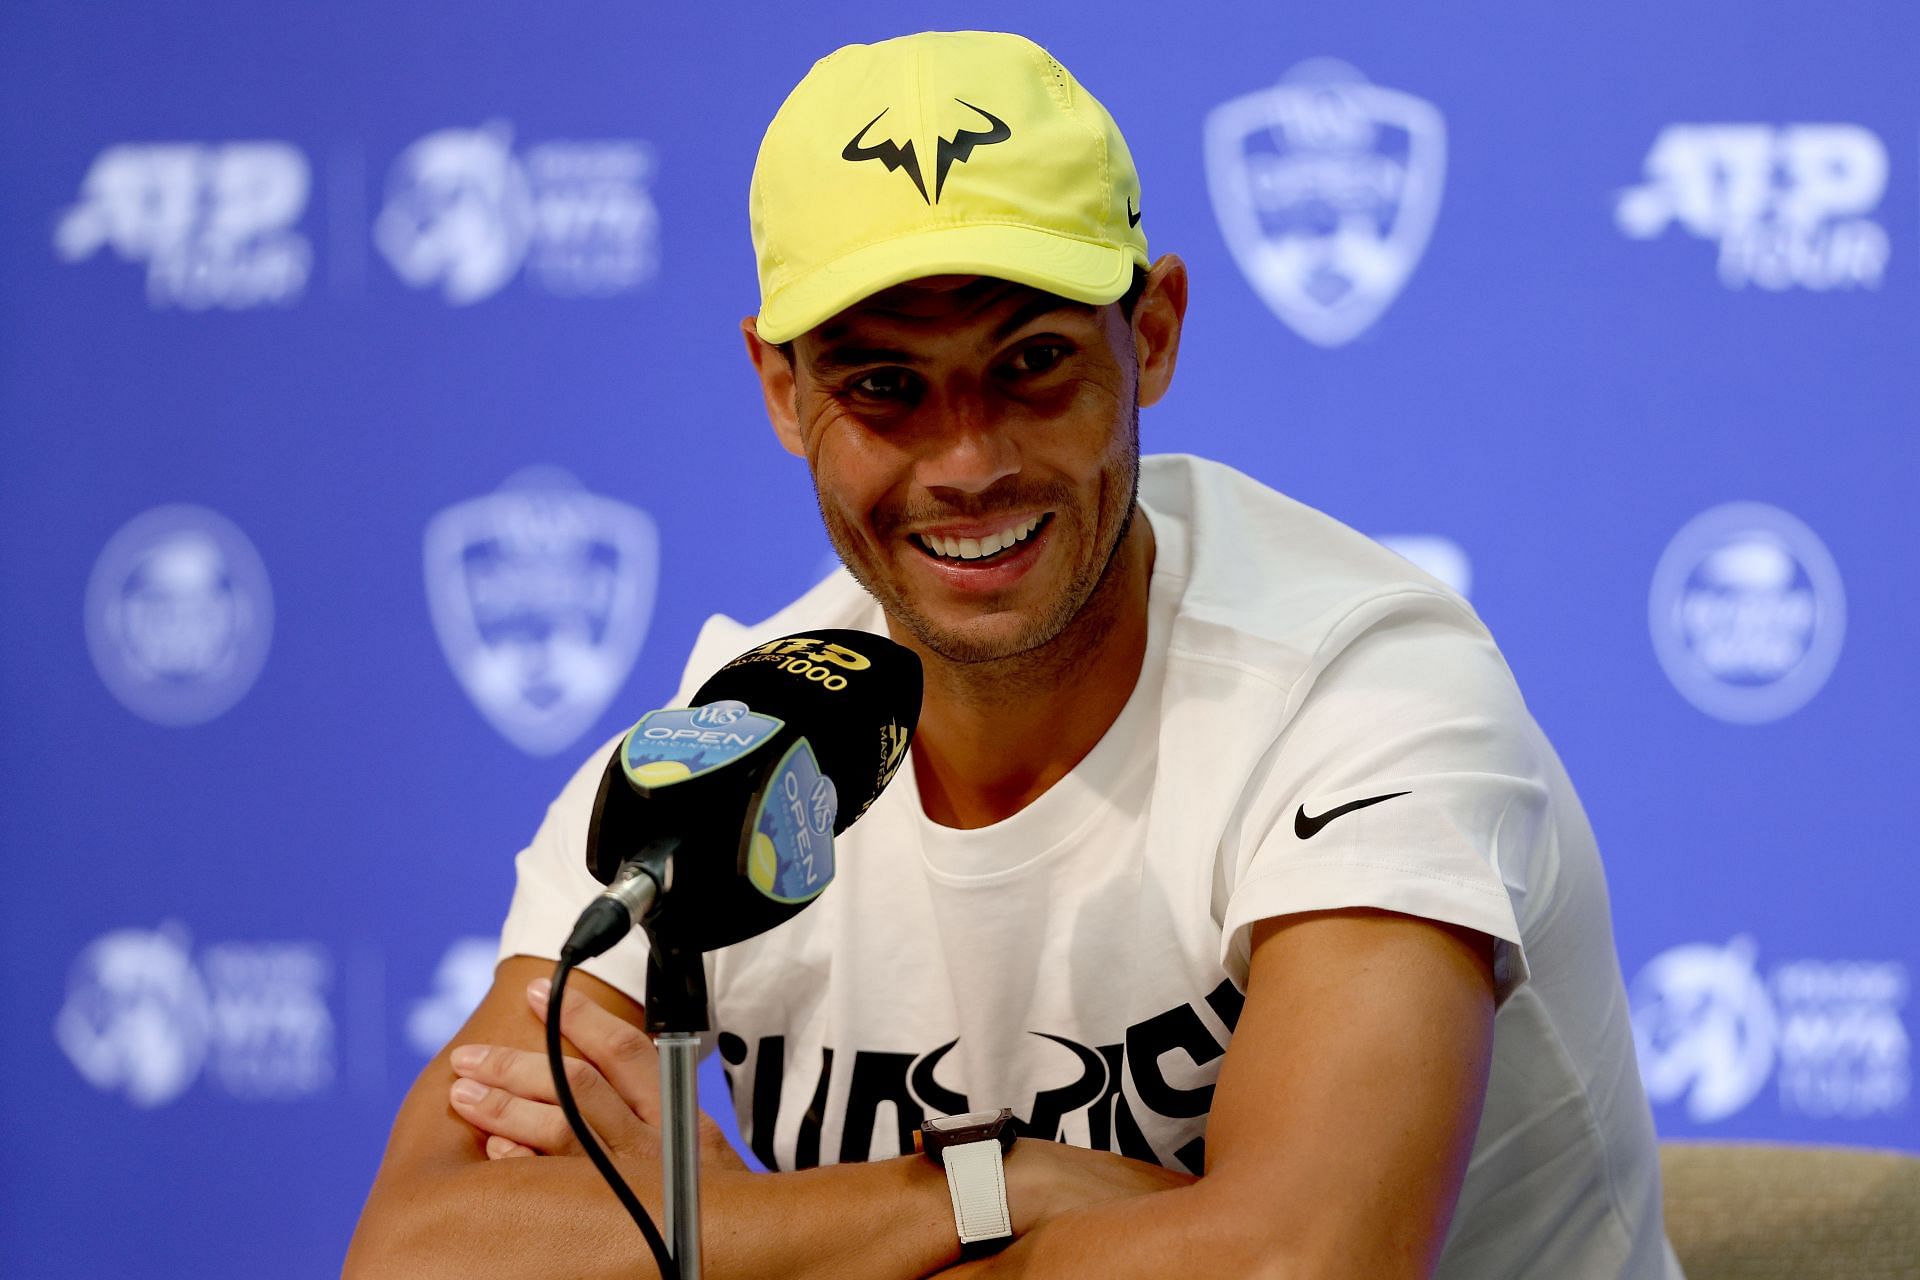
[1631,938,1909,1124]
[1615,124,1890,291]
[424,467,660,756]
[85,505,275,725]
[3,7,1913,1276]
[376,123,661,304]
[1204,59,1445,347]
[56,142,315,308]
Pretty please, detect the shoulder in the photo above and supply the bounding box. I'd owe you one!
[1142,453,1495,706]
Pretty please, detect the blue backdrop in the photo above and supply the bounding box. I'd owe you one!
[2,2,1913,1274]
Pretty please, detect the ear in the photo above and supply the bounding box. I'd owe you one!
[741,315,806,458]
[1131,254,1189,409]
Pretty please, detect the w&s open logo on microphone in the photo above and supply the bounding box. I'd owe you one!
[1204,60,1445,348]
[424,467,659,756]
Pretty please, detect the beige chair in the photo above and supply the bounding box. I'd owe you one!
[1660,1141,1920,1279]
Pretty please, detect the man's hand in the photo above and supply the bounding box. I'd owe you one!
[447,976,748,1173]
[453,975,1182,1231]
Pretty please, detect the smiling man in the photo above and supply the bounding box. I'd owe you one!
[348,30,1682,1279]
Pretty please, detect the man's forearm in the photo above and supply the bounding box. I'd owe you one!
[948,1179,1297,1280]
[347,1153,962,1280]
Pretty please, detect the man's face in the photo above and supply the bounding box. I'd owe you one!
[783,276,1142,665]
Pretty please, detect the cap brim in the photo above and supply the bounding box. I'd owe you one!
[754,223,1140,345]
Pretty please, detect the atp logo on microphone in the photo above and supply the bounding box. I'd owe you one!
[424,467,659,756]
[735,636,872,692]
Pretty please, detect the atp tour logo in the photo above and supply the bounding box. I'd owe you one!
[54,142,313,308]
[55,924,338,1107]
[424,467,659,756]
[1204,60,1445,347]
[1615,125,1889,290]
[1649,502,1845,724]
[85,504,274,726]
[374,121,660,305]
[1631,938,1909,1123]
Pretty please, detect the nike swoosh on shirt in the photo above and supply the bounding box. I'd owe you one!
[1293,791,1411,840]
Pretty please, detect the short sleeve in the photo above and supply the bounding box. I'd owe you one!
[1217,599,1547,1008]
[496,731,654,1000]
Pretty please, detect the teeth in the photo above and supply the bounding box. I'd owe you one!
[917,516,1042,562]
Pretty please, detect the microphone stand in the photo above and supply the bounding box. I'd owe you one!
[646,942,711,1280]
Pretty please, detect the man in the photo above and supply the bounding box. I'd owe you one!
[349,30,1681,1278]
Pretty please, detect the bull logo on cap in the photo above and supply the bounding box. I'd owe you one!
[842,99,1011,204]
[1205,60,1445,347]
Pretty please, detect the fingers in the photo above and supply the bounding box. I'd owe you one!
[486,1134,536,1160]
[528,977,662,1126]
[447,1042,653,1157]
[448,1072,581,1156]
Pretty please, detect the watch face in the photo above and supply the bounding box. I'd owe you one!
[929,1110,1003,1131]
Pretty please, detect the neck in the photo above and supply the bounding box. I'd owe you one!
[900,512,1156,829]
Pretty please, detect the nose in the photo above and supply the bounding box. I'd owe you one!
[915,385,1018,497]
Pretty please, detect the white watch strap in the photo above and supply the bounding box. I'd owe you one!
[941,1137,1012,1243]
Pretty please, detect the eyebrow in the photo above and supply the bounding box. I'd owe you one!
[988,294,1095,343]
[809,344,921,374]
[809,295,1098,374]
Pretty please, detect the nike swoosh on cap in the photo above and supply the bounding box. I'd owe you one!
[1294,791,1411,840]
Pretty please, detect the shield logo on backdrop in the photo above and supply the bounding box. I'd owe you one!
[1204,59,1446,347]
[424,467,659,756]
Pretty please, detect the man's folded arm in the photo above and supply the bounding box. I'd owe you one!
[344,954,961,1280]
[948,908,1497,1280]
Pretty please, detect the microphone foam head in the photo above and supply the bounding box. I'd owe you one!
[690,629,921,831]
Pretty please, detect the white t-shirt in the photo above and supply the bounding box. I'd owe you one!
[500,453,1682,1279]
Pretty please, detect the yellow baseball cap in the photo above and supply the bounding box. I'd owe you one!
[749,30,1151,344]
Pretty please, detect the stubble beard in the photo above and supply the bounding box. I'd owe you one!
[818,396,1142,669]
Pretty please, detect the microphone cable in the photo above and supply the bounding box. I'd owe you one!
[546,955,680,1280]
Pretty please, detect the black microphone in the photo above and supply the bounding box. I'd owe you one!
[562,629,921,994]
[550,629,918,1280]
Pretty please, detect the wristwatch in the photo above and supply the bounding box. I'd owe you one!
[919,1108,1018,1258]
